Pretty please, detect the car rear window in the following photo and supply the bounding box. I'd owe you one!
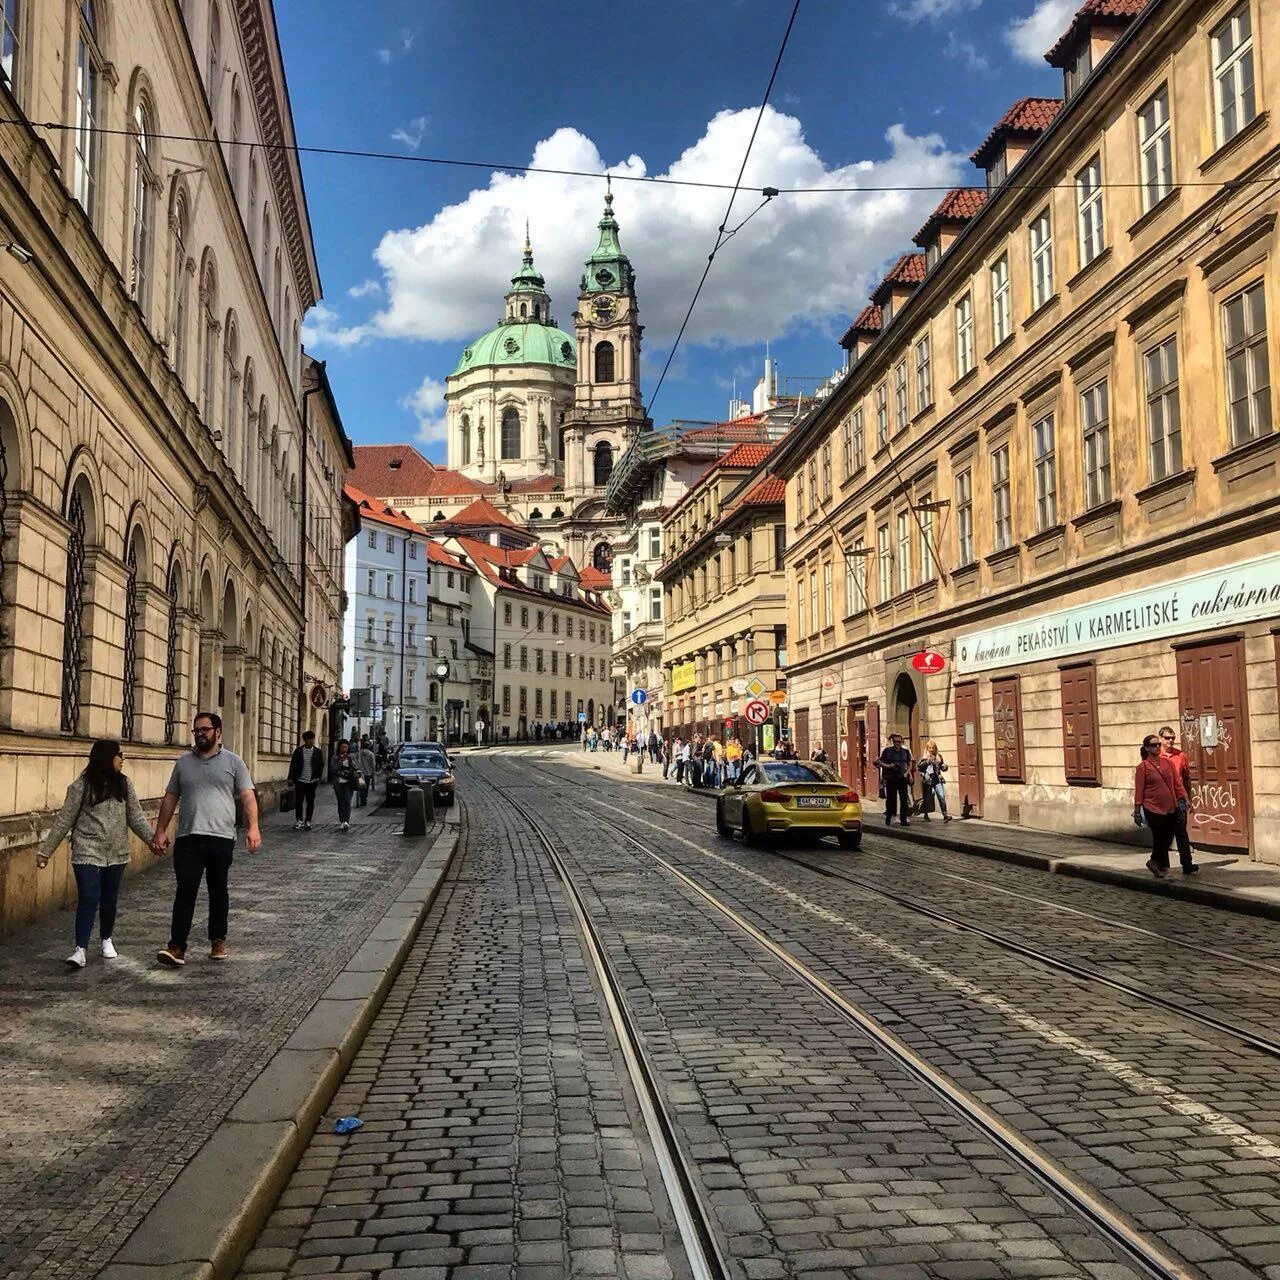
[761,763,825,783]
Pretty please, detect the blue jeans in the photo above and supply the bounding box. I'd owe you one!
[73,863,125,948]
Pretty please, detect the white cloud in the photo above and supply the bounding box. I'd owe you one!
[889,0,981,21]
[403,376,448,443]
[376,27,416,64]
[1006,0,1075,62]
[945,29,990,71]
[301,303,369,349]
[391,115,429,151]
[325,107,965,355]
[347,278,383,299]
[376,47,391,64]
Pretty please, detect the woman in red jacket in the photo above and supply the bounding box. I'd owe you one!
[1133,733,1193,878]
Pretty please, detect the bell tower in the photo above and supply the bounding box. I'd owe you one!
[563,188,646,499]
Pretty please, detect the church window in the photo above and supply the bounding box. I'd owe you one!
[593,441,613,487]
[520,303,527,318]
[594,341,615,383]
[501,407,520,459]
[461,413,470,466]
[592,541,613,574]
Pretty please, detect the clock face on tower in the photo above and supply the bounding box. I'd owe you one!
[591,295,616,322]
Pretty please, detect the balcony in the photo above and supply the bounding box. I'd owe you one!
[613,619,663,659]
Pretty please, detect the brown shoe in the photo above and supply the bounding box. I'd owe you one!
[156,945,186,967]
[210,940,228,961]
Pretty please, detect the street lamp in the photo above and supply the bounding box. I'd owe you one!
[433,657,450,743]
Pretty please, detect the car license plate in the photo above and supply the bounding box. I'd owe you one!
[796,796,830,808]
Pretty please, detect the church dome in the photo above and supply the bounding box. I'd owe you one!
[452,320,576,376]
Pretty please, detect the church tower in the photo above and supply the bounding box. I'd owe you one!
[563,189,646,501]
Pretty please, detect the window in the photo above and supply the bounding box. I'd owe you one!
[648,526,661,559]
[367,530,376,549]
[848,538,867,612]
[1223,281,1271,446]
[809,571,819,633]
[2,0,21,101]
[1030,209,1054,310]
[986,149,1007,190]
[552,613,559,635]
[876,384,888,447]
[1145,336,1182,480]
[796,568,807,636]
[385,572,394,598]
[915,335,932,409]
[882,297,893,328]
[552,650,559,674]
[73,1,102,219]
[840,415,853,477]
[1213,4,1256,146]
[1081,380,1112,508]
[823,563,832,628]
[593,441,613,487]
[536,609,545,632]
[407,580,416,604]
[407,621,417,647]
[535,690,543,718]
[926,241,940,271]
[1138,86,1173,211]
[650,586,663,622]
[130,98,157,310]
[594,341,615,382]
[521,606,529,628]
[365,616,375,643]
[954,293,974,379]
[408,541,417,560]
[918,499,934,583]
[520,645,528,671]
[957,471,972,565]
[207,3,222,118]
[853,409,866,470]
[991,445,1012,551]
[503,602,512,625]
[384,618,392,644]
[894,360,908,432]
[807,458,818,511]
[821,443,832,499]
[1076,155,1105,267]
[536,649,544,673]
[385,533,393,551]
[200,259,218,424]
[502,685,511,715]
[1060,663,1100,783]
[774,524,786,572]
[169,193,190,376]
[1032,414,1057,530]
[620,560,632,587]
[501,407,520,458]
[896,511,910,595]
[1065,40,1092,99]
[990,255,1011,347]
[503,643,511,669]
[366,569,375,595]
[877,524,890,602]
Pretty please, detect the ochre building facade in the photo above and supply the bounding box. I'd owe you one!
[776,0,1280,860]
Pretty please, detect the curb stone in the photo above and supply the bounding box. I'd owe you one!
[96,816,462,1280]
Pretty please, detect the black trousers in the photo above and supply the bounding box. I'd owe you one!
[884,778,910,823]
[294,781,318,822]
[169,834,235,948]
[1173,810,1194,870]
[1144,807,1178,870]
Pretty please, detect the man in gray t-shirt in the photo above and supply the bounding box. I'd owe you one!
[153,711,260,967]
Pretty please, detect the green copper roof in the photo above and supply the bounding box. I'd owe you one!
[452,321,576,375]
[581,190,635,295]
[508,234,546,296]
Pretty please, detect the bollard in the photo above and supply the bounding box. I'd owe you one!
[403,786,432,837]
[628,754,643,775]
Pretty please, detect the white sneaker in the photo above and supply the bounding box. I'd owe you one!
[340,821,350,831]
[304,821,312,830]
[293,821,304,831]
[101,938,117,959]
[65,947,87,969]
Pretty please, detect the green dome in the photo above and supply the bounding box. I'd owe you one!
[452,321,576,376]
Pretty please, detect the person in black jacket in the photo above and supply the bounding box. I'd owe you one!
[875,732,915,827]
[287,731,325,830]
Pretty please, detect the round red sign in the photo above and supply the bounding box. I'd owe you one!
[911,650,947,674]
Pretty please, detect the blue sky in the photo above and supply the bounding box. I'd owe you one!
[278,0,1072,459]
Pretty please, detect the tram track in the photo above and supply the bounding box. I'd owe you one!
[476,756,1202,1280]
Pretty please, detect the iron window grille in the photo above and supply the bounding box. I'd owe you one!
[60,488,87,733]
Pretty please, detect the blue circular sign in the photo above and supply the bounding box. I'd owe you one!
[630,689,648,706]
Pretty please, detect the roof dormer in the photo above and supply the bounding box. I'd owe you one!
[970,97,1064,188]
[1046,0,1147,100]
[838,305,882,368]
[913,188,988,268]
[871,253,926,329]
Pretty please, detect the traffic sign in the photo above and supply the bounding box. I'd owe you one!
[630,688,648,706]
[911,650,947,674]
[731,678,750,695]
[745,675,769,699]
[744,699,770,726]
[768,689,788,705]
[578,711,587,722]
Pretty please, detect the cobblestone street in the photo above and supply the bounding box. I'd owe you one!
[234,746,1280,1279]
[0,788,437,1280]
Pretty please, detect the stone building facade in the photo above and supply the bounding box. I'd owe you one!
[776,0,1280,859]
[0,0,349,934]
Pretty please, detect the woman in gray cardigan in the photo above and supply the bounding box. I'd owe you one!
[38,740,157,969]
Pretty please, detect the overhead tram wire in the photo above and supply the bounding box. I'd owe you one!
[2,116,1272,197]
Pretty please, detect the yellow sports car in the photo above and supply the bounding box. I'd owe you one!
[716,760,862,849]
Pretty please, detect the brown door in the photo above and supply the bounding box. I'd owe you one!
[1176,638,1252,851]
[865,700,881,797]
[1060,664,1100,784]
[794,708,810,759]
[843,700,863,788]
[992,676,1025,783]
[820,702,838,762]
[954,681,983,817]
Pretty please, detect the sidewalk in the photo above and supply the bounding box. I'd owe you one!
[550,744,1280,921]
[0,786,458,1280]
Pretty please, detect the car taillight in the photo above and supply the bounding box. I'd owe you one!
[760,789,789,803]
[835,790,859,804]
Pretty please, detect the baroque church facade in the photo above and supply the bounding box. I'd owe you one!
[439,191,645,573]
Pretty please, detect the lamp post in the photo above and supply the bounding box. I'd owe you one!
[433,656,450,743]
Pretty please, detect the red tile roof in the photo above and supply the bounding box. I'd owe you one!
[507,474,564,494]
[349,444,493,500]
[913,188,989,247]
[839,304,883,350]
[426,540,470,572]
[439,496,521,530]
[731,474,785,509]
[1046,0,1147,66]
[343,484,424,535]
[716,442,776,470]
[971,97,1064,168]
[452,536,611,614]
[580,566,612,591]
[871,253,927,305]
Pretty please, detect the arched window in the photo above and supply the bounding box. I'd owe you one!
[272,247,282,331]
[60,480,91,733]
[121,528,143,740]
[130,95,156,311]
[260,205,270,280]
[592,541,613,574]
[72,1,103,219]
[222,315,239,464]
[593,440,613,487]
[0,401,14,628]
[164,556,182,744]
[229,83,243,194]
[169,189,190,375]
[3,0,24,105]
[594,340,615,383]
[460,413,471,466]
[207,2,221,119]
[199,254,219,424]
[241,360,255,492]
[246,158,258,253]
[501,407,520,459]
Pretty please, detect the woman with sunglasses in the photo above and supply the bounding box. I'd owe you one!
[1133,733,1191,878]
[37,740,158,968]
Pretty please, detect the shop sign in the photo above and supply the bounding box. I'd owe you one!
[956,550,1280,674]
[768,689,788,704]
[671,660,697,693]
[911,650,946,674]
